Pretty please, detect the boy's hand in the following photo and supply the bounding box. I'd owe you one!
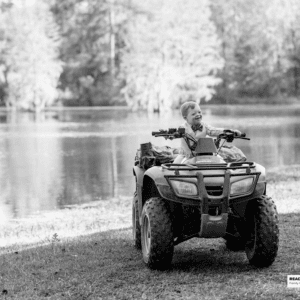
[233,130,242,137]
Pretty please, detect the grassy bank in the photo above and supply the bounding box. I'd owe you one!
[0,166,300,299]
[0,197,132,250]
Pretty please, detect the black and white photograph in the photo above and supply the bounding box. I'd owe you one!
[0,0,299,299]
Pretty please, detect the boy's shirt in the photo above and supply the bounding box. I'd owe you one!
[180,121,224,156]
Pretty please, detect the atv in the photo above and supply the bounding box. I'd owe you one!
[132,128,279,270]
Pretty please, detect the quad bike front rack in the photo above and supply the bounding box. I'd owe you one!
[162,161,256,174]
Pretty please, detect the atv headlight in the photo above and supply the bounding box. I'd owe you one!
[170,180,198,196]
[230,178,253,195]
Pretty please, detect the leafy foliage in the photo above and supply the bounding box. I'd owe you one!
[121,0,223,111]
[211,0,300,101]
[50,0,128,106]
[0,1,62,111]
[2,0,300,109]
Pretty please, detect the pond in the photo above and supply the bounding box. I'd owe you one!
[1,104,300,222]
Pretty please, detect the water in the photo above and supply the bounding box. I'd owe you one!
[1,104,300,221]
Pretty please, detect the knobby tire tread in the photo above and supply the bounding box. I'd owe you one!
[132,192,141,249]
[246,195,279,267]
[142,197,174,270]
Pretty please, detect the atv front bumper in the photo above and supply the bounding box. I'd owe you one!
[156,162,262,238]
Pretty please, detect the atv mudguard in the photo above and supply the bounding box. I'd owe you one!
[133,165,169,221]
[133,165,144,201]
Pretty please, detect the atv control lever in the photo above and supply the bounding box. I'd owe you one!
[152,128,185,139]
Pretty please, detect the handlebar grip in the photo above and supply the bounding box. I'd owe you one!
[152,130,167,136]
[152,128,185,137]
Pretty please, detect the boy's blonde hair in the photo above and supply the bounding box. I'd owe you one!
[180,101,200,118]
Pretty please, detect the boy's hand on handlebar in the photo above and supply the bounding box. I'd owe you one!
[223,129,242,137]
[232,130,248,139]
[221,129,247,142]
[223,129,241,135]
[233,129,242,137]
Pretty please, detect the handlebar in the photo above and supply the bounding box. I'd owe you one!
[152,128,250,147]
[152,128,185,139]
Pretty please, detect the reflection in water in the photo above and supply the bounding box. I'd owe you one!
[240,122,300,169]
[60,136,125,205]
[0,112,63,222]
[0,106,299,220]
[111,137,119,197]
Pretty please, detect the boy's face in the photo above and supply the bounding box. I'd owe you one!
[185,105,202,125]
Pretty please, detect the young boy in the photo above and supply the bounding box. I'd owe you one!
[176,101,242,159]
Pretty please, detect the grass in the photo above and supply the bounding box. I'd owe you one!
[0,166,300,299]
[0,197,132,250]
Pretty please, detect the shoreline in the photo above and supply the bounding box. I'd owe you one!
[0,102,299,112]
[1,165,299,251]
[0,166,299,299]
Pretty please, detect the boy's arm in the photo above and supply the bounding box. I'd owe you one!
[204,123,224,137]
[205,123,242,137]
[178,122,194,156]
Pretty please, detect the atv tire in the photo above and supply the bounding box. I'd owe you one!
[132,192,141,249]
[245,195,279,267]
[141,197,174,270]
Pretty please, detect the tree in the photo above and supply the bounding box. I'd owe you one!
[211,0,300,101]
[266,0,300,96]
[211,0,270,100]
[0,0,62,111]
[0,0,13,103]
[50,0,128,106]
[120,0,223,111]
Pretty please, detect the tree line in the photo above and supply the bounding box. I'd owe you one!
[0,0,300,111]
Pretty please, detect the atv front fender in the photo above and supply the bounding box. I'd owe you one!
[144,166,169,186]
[133,166,145,202]
[255,163,266,183]
[133,166,170,203]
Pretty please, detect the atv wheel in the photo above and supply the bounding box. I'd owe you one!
[245,195,279,267]
[141,197,174,270]
[132,192,141,249]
